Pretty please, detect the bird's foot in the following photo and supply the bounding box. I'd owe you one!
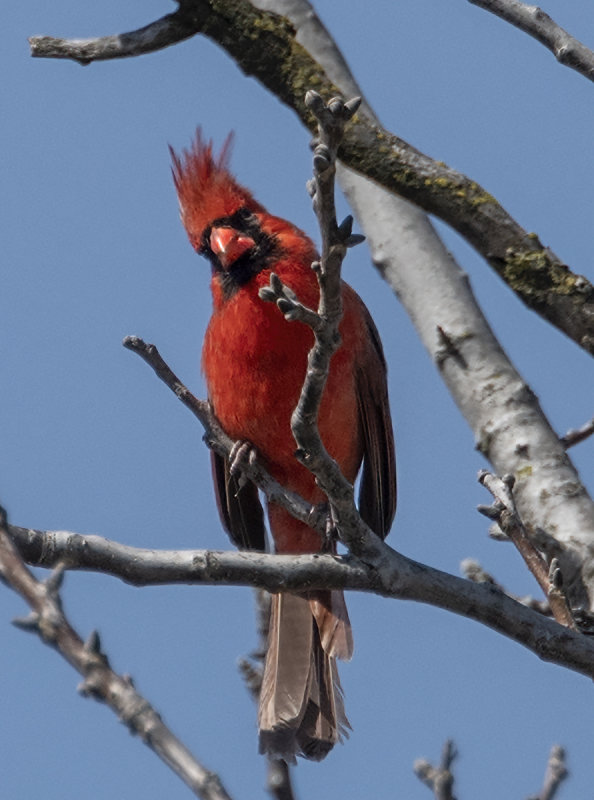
[229,440,258,489]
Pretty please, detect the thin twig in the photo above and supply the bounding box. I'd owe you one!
[477,471,576,629]
[122,336,326,539]
[527,745,568,800]
[461,558,551,616]
[265,760,296,800]
[239,591,298,800]
[29,4,200,65]
[0,507,232,800]
[414,739,458,800]
[560,417,594,449]
[469,0,594,83]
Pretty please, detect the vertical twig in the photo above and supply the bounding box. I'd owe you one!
[238,590,298,800]
[527,745,568,800]
[414,739,458,800]
[477,472,576,629]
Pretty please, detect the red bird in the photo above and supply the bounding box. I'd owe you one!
[171,133,396,762]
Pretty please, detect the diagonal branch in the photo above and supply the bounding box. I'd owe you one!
[560,416,594,449]
[122,335,326,538]
[28,0,594,356]
[477,471,576,628]
[0,508,233,800]
[527,745,569,800]
[468,0,594,83]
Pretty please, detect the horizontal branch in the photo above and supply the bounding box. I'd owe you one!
[469,0,594,83]
[9,523,594,683]
[29,8,199,65]
[29,0,594,356]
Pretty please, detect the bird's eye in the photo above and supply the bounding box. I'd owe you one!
[235,207,255,226]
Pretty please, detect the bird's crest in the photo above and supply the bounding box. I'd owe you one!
[170,130,264,251]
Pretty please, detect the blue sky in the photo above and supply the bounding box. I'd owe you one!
[3,2,594,798]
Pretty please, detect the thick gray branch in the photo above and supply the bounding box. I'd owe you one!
[8,524,594,683]
[469,0,594,83]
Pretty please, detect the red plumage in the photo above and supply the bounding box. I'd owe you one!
[172,132,396,761]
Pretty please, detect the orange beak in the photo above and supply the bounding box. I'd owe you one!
[209,226,255,269]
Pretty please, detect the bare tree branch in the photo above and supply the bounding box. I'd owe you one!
[28,5,199,64]
[415,740,568,800]
[527,745,568,800]
[265,760,296,800]
[0,509,232,800]
[122,335,326,539]
[461,558,552,615]
[8,522,594,683]
[560,417,594,449]
[469,0,594,83]
[477,471,576,628]
[28,0,594,356]
[414,739,458,800]
[239,591,298,800]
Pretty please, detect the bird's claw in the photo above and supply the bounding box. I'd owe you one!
[229,440,258,489]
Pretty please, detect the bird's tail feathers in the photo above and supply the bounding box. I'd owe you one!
[258,592,351,762]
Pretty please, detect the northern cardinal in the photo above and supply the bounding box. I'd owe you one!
[171,132,396,762]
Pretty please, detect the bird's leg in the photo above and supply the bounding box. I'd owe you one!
[317,503,339,552]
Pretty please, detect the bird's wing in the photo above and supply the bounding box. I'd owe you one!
[355,308,397,539]
[210,450,267,551]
